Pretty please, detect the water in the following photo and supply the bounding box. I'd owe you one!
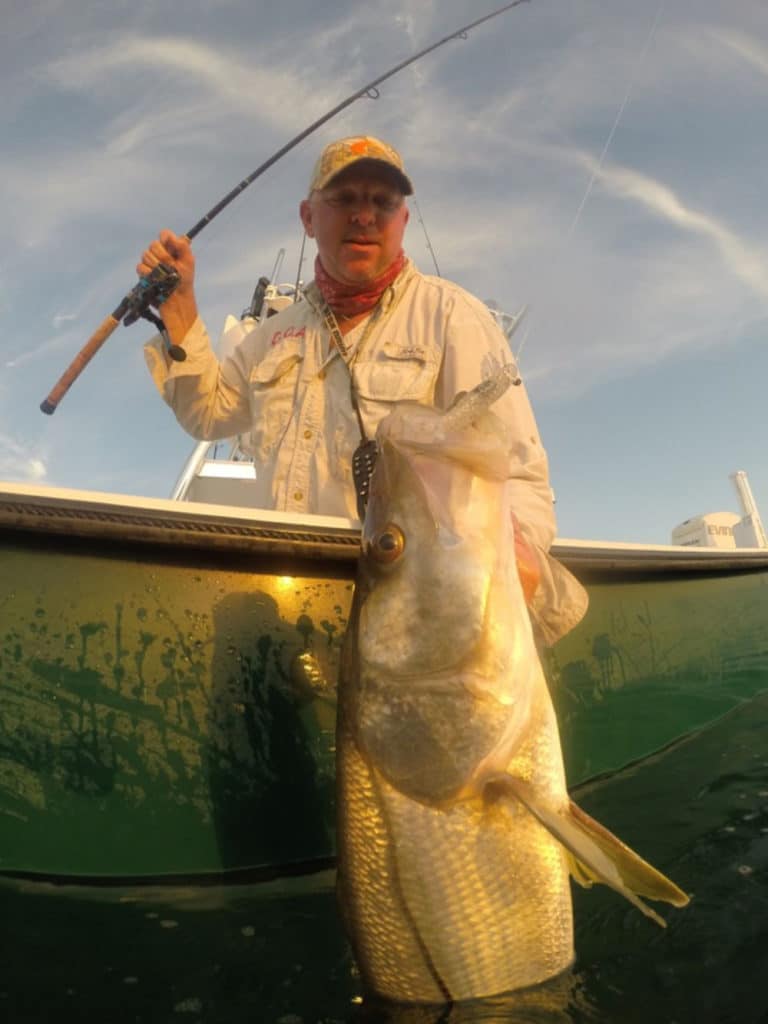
[2,692,767,1023]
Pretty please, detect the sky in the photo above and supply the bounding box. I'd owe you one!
[2,0,767,544]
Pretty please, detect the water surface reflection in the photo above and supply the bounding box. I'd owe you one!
[1,692,766,1022]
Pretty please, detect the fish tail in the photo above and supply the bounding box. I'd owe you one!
[497,776,690,928]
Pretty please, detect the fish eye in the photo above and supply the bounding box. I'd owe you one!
[367,523,405,564]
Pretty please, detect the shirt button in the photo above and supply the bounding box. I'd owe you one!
[303,429,313,440]
[293,490,304,502]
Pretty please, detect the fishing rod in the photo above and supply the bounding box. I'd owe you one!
[39,0,529,415]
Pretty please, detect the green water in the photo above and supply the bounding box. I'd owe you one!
[2,692,767,1023]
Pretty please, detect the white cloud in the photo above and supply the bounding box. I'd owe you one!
[2,0,768,543]
[496,134,768,299]
[589,158,768,299]
[0,433,47,481]
[710,27,768,78]
[42,34,343,134]
[52,312,77,328]
[4,260,135,371]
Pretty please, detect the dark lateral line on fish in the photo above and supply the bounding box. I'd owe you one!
[369,770,455,1004]
[0,856,336,890]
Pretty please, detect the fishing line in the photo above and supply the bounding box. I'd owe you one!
[514,0,667,363]
[39,0,531,415]
[565,1,667,245]
[413,197,442,277]
[183,0,530,243]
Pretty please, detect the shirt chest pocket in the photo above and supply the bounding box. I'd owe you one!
[248,346,304,460]
[353,345,437,406]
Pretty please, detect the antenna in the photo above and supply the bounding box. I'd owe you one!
[270,248,286,283]
[730,470,768,548]
[294,231,308,299]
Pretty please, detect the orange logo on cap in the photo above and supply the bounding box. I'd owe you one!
[350,139,369,155]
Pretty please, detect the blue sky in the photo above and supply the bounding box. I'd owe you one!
[2,0,767,543]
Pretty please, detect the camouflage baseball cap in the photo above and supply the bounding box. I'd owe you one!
[309,136,414,195]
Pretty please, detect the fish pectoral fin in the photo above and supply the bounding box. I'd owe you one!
[565,851,597,890]
[497,776,690,929]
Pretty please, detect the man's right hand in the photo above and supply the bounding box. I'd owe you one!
[137,229,199,348]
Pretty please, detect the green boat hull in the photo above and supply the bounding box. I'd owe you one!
[2,484,767,878]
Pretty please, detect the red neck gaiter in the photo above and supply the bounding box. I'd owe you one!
[314,251,406,319]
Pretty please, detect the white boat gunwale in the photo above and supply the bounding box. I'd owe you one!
[3,482,768,575]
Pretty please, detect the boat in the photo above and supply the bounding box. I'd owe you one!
[7,243,768,883]
[2,479,768,881]
[672,470,768,549]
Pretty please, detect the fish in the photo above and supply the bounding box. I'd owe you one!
[336,366,689,1005]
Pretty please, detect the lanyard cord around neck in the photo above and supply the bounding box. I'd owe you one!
[320,301,384,519]
[320,301,384,443]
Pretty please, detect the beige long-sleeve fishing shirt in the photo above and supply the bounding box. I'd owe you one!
[145,261,587,642]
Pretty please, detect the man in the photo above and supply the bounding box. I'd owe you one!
[140,135,585,641]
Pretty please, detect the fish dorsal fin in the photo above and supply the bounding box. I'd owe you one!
[496,776,690,929]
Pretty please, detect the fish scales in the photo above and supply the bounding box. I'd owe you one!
[337,367,689,1004]
[338,639,574,998]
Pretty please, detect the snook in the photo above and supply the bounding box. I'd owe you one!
[336,367,688,1004]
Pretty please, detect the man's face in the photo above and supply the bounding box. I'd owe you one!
[299,166,410,285]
